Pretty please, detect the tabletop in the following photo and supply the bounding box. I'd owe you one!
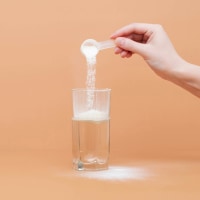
[0,150,200,200]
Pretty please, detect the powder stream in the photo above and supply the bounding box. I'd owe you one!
[82,45,99,109]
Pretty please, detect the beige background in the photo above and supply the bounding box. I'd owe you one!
[1,0,200,158]
[1,0,200,199]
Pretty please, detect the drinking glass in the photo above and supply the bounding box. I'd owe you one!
[72,88,111,170]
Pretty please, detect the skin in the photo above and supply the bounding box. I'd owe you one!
[110,23,200,98]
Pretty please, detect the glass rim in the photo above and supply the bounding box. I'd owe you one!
[72,88,111,92]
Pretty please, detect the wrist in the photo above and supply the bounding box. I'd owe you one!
[167,58,200,97]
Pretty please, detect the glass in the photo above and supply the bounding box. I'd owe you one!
[72,88,111,171]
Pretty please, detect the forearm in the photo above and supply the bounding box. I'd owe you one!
[168,60,200,98]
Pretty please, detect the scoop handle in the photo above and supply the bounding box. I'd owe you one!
[97,40,116,50]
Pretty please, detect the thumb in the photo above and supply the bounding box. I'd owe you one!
[115,37,147,57]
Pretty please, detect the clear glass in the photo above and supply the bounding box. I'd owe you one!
[72,88,111,171]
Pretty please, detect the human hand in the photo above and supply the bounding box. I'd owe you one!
[110,23,184,79]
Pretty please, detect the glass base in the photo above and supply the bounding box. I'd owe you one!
[73,160,108,171]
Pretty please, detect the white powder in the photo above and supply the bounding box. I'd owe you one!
[64,166,151,181]
[74,109,108,121]
[81,45,99,109]
[82,45,98,89]
[82,45,99,65]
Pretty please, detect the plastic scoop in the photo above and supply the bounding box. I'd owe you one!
[81,39,115,56]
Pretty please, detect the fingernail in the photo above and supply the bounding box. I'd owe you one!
[110,31,121,38]
[110,34,115,38]
[116,37,125,46]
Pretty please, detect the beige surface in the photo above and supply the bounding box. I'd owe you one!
[1,0,200,199]
[0,150,200,200]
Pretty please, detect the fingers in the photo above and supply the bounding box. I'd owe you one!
[110,23,152,39]
[114,37,148,58]
[123,51,133,58]
[114,46,133,58]
[110,23,162,59]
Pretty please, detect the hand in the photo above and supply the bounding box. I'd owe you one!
[110,23,200,98]
[110,23,184,79]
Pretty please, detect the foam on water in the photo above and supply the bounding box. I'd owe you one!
[74,109,108,121]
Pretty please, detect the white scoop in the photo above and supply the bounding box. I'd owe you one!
[81,39,115,56]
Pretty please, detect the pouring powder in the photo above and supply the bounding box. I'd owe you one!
[81,45,99,108]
